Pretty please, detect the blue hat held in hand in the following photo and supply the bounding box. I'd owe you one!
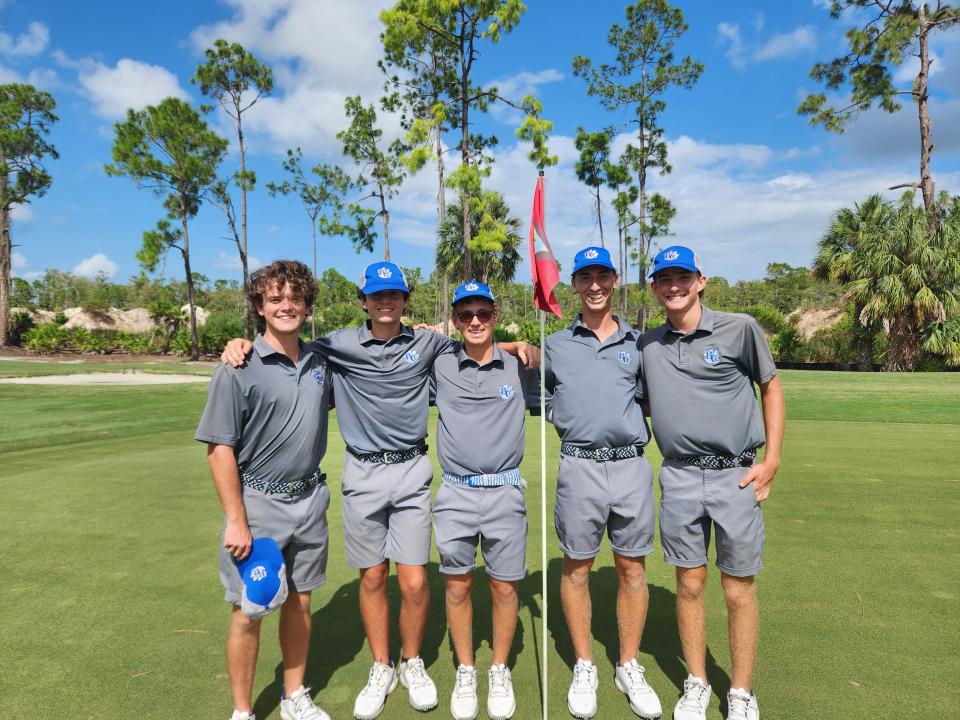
[234,537,288,619]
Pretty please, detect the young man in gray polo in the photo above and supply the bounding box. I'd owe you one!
[431,281,539,720]
[197,260,333,720]
[222,262,536,720]
[544,246,662,720]
[642,246,784,720]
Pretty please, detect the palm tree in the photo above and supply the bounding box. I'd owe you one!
[814,194,891,369]
[817,193,960,371]
[437,190,521,284]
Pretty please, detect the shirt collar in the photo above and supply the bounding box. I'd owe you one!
[571,314,635,341]
[358,320,414,345]
[253,334,308,360]
[457,342,505,368]
[666,304,715,336]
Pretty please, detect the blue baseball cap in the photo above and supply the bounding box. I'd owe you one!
[234,537,288,619]
[571,246,616,276]
[649,245,702,278]
[359,261,410,295]
[452,280,495,305]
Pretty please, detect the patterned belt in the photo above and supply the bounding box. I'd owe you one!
[348,441,428,465]
[240,470,325,495]
[442,468,524,488]
[560,443,644,462]
[665,450,757,470]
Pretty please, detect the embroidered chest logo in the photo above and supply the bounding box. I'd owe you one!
[663,250,680,261]
[618,350,632,365]
[584,249,599,259]
[404,349,419,363]
[703,346,722,365]
[499,384,515,400]
[250,566,267,582]
[311,368,325,385]
[377,267,393,279]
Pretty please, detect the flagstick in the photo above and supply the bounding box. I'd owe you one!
[539,307,548,720]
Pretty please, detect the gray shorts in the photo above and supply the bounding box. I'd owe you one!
[659,460,765,577]
[554,453,655,560]
[341,453,433,569]
[433,479,527,582]
[220,481,331,604]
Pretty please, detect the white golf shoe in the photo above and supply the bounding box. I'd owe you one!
[353,661,398,720]
[614,659,662,718]
[399,656,439,711]
[280,685,330,720]
[450,664,479,720]
[726,689,759,720]
[673,675,711,720]
[567,658,598,718]
[229,712,254,720]
[487,663,516,719]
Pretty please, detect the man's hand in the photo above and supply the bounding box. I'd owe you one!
[739,457,779,502]
[516,341,541,369]
[224,518,253,560]
[221,338,254,367]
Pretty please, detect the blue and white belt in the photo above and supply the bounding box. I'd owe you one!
[560,443,644,462]
[442,468,524,488]
[241,469,325,495]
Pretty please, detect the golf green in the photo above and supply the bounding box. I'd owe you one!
[1,369,957,718]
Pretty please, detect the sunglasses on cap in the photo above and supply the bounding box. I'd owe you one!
[455,309,494,324]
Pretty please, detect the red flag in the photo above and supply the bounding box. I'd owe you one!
[527,175,563,318]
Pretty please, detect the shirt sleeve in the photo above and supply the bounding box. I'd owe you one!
[428,329,458,357]
[739,316,778,384]
[195,365,245,446]
[543,337,556,423]
[634,335,647,400]
[519,364,542,416]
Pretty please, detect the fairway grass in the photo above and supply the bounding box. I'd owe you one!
[1,370,958,718]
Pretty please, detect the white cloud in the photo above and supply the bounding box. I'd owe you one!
[718,22,817,68]
[213,252,264,272]
[488,68,565,124]
[0,21,48,58]
[59,54,189,120]
[191,0,389,155]
[72,253,119,279]
[753,26,817,62]
[11,204,33,222]
[11,250,27,270]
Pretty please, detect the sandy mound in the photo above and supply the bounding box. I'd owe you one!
[788,307,845,340]
[11,306,208,332]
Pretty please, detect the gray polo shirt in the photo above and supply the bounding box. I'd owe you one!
[309,323,456,454]
[543,315,650,449]
[432,343,540,476]
[195,335,332,484]
[641,305,777,457]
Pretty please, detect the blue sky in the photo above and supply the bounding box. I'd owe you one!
[4,0,959,287]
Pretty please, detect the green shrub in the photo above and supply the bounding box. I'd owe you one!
[7,310,34,346]
[115,332,156,354]
[53,311,68,326]
[71,329,114,354]
[770,326,806,362]
[743,304,787,334]
[198,311,244,355]
[23,324,71,353]
[170,328,191,355]
[494,325,518,342]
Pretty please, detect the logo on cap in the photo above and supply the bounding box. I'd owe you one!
[703,346,721,365]
[499,385,514,400]
[465,282,480,291]
[250,565,267,582]
[404,350,419,363]
[311,368,325,385]
[663,250,679,261]
[584,249,599,260]
[618,350,632,365]
[377,267,393,279]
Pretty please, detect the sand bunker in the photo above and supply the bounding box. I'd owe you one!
[0,372,210,385]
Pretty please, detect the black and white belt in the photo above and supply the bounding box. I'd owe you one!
[348,441,428,464]
[241,469,325,495]
[560,443,644,462]
[665,450,757,470]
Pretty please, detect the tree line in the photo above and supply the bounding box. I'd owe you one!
[1,0,958,370]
